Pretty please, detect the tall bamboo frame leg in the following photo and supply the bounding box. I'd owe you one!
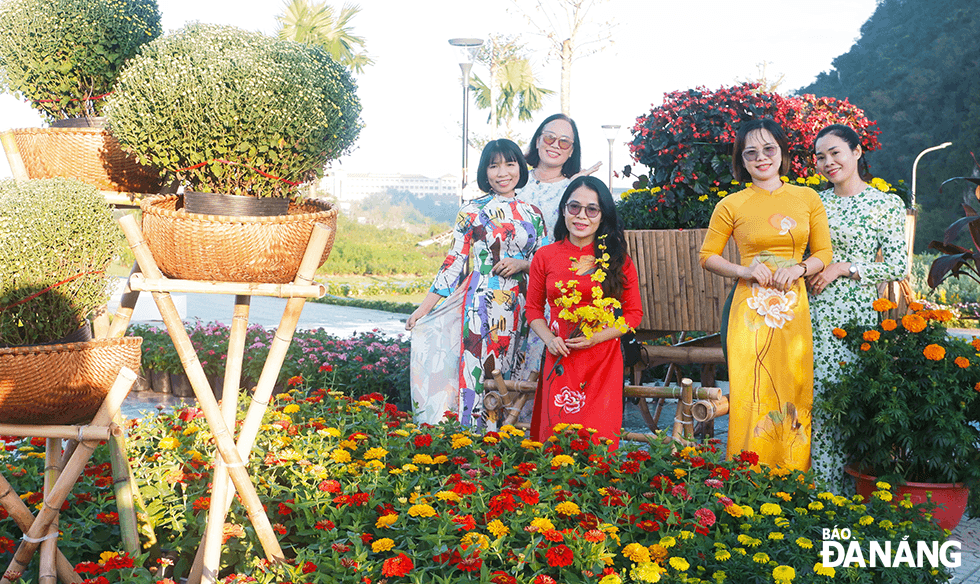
[109,413,140,557]
[192,296,251,584]
[108,262,142,339]
[118,215,285,567]
[187,225,330,584]
[0,474,81,584]
[0,369,136,584]
[39,439,62,584]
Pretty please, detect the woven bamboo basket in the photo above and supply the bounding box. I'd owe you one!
[6,126,163,193]
[0,337,142,425]
[141,195,338,283]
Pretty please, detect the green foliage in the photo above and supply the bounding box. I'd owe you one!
[318,215,446,276]
[0,0,161,120]
[276,0,374,74]
[911,252,980,305]
[312,295,418,315]
[107,23,362,198]
[818,304,980,503]
[0,178,118,345]
[798,0,980,251]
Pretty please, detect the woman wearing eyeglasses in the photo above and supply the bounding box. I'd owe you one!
[518,113,601,234]
[699,119,832,470]
[526,176,642,448]
[406,139,547,428]
[807,124,908,489]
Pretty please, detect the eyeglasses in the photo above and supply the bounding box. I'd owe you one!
[742,145,779,161]
[565,201,601,218]
[541,132,574,151]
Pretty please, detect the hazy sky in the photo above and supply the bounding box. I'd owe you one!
[0,0,878,190]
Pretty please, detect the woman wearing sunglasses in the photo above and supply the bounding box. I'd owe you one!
[699,118,832,470]
[519,113,601,234]
[526,176,642,448]
[406,139,547,428]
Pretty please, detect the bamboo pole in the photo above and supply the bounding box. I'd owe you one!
[129,273,326,299]
[117,214,285,567]
[0,131,29,181]
[189,225,330,584]
[637,345,726,368]
[0,473,80,583]
[0,424,115,441]
[691,396,730,422]
[110,412,139,557]
[0,369,135,584]
[680,378,694,440]
[108,262,142,339]
[39,439,62,584]
[482,377,723,401]
[192,296,251,584]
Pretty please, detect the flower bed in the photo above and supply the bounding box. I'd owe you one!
[0,385,956,583]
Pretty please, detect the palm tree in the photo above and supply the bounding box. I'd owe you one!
[470,36,554,139]
[277,0,374,74]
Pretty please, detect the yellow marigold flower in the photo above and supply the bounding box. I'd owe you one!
[669,557,690,571]
[872,298,897,312]
[408,504,436,518]
[339,439,357,450]
[739,505,754,517]
[775,491,792,501]
[902,313,927,333]
[159,436,179,450]
[832,327,847,339]
[487,519,509,538]
[859,515,874,525]
[678,530,694,540]
[521,439,543,449]
[956,356,970,368]
[622,542,651,563]
[649,544,668,561]
[769,466,791,478]
[875,481,891,490]
[363,447,388,460]
[451,434,473,449]
[631,562,665,583]
[875,490,894,502]
[659,536,677,548]
[555,501,581,516]
[412,453,434,465]
[599,575,623,584]
[712,570,727,583]
[717,190,728,197]
[753,552,770,564]
[813,562,836,577]
[553,423,569,433]
[372,538,395,552]
[715,549,732,561]
[774,517,790,528]
[862,330,880,342]
[881,319,897,331]
[879,519,894,529]
[432,455,448,464]
[733,547,747,556]
[330,449,351,464]
[808,501,824,511]
[772,565,795,582]
[401,463,419,472]
[698,194,709,202]
[551,454,574,468]
[364,460,384,472]
[796,537,813,549]
[461,531,489,550]
[376,513,398,529]
[435,491,461,502]
[860,342,871,351]
[530,517,555,532]
[923,344,946,361]
[760,503,782,516]
[673,468,687,479]
[282,404,300,414]
[725,505,744,518]
[323,427,341,437]
[482,434,499,444]
[817,491,835,500]
[768,532,785,540]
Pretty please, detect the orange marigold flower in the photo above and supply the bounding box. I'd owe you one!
[863,330,880,342]
[860,343,871,352]
[872,298,897,312]
[955,356,970,369]
[881,319,897,331]
[975,382,980,393]
[908,301,924,312]
[901,314,927,333]
[972,338,980,352]
[923,344,946,361]
[932,309,954,322]
[832,328,847,339]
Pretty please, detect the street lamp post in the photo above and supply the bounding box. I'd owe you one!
[601,124,620,192]
[911,141,952,208]
[448,38,483,204]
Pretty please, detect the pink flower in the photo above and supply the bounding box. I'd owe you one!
[553,387,587,414]
[695,507,716,527]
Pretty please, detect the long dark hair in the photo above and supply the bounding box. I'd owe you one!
[524,113,582,177]
[815,123,873,181]
[476,139,529,194]
[731,118,791,183]
[553,176,628,299]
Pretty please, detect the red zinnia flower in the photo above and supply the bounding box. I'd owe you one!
[695,507,717,527]
[381,553,414,577]
[302,561,317,574]
[545,544,574,567]
[491,572,517,584]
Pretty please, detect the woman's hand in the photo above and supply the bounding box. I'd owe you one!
[492,258,530,278]
[741,263,775,287]
[771,264,806,292]
[571,161,602,179]
[545,335,570,357]
[405,291,444,331]
[564,335,598,351]
[405,308,427,331]
[807,262,846,296]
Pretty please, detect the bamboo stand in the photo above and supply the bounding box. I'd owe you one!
[0,368,137,584]
[111,214,331,583]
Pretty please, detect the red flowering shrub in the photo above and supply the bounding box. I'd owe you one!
[619,82,884,229]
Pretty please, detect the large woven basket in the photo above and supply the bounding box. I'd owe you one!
[7,127,163,193]
[141,195,338,283]
[0,337,142,425]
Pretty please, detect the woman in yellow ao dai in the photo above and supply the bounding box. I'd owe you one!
[699,119,832,471]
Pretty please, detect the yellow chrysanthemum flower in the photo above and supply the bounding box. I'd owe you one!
[551,454,574,468]
[772,565,795,583]
[859,515,875,526]
[555,501,581,516]
[760,503,782,516]
[669,557,690,571]
[530,516,555,532]
[330,449,351,464]
[752,552,770,564]
[659,536,676,548]
[363,447,388,460]
[407,504,436,518]
[159,436,179,450]
[599,574,623,584]
[796,537,813,549]
[372,538,395,553]
[631,562,665,583]
[813,562,836,577]
[282,404,300,414]
[715,549,732,561]
[622,542,651,563]
[487,519,509,538]
[435,491,461,502]
[376,514,398,529]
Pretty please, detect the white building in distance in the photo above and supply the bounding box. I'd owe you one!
[321,169,459,202]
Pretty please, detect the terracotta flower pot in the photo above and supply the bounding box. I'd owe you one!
[845,465,970,531]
